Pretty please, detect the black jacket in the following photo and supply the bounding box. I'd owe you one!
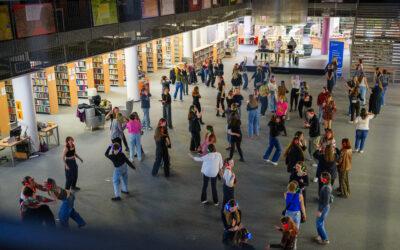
[286,144,306,173]
[188,113,201,133]
[268,120,283,137]
[308,115,320,137]
[314,148,341,179]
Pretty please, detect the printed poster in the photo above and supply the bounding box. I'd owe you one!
[91,0,118,26]
[0,5,13,40]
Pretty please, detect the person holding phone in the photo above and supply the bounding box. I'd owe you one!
[264,216,298,250]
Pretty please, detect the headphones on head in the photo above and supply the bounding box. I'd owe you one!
[207,129,211,133]
[245,232,252,240]
[321,177,327,183]
[296,187,300,193]
[111,143,122,152]
[191,108,194,112]
[282,223,288,230]
[342,142,347,147]
[225,201,239,211]
[24,176,31,186]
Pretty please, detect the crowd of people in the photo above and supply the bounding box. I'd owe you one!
[18,54,389,249]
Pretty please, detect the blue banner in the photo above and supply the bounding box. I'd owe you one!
[328,41,344,77]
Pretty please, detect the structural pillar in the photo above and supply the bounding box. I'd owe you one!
[321,17,330,55]
[244,16,252,37]
[183,31,193,59]
[125,45,140,101]
[12,74,40,152]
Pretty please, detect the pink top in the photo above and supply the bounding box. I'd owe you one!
[126,120,142,134]
[276,101,288,116]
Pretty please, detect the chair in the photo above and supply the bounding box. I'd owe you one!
[0,146,8,163]
[39,129,57,145]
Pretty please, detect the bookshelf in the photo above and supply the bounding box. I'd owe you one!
[140,44,147,72]
[193,44,214,68]
[174,35,183,63]
[226,34,238,57]
[93,56,106,92]
[74,60,89,98]
[118,50,126,84]
[0,81,11,135]
[170,36,175,65]
[4,80,16,123]
[156,39,163,69]
[145,41,157,73]
[107,52,120,86]
[212,40,225,60]
[165,37,173,67]
[31,69,59,114]
[55,64,78,106]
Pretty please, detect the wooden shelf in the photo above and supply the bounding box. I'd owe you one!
[74,60,89,98]
[0,80,11,135]
[4,80,16,123]
[54,64,78,106]
[31,68,59,114]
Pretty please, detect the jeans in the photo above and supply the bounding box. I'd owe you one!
[163,104,172,128]
[242,73,248,89]
[58,193,85,228]
[288,53,295,62]
[350,102,360,121]
[290,88,299,110]
[309,136,320,164]
[355,129,369,151]
[204,69,208,83]
[201,175,218,203]
[174,82,183,100]
[316,204,330,241]
[285,210,301,230]
[142,108,150,128]
[348,95,352,115]
[381,86,387,105]
[327,80,334,93]
[359,85,367,105]
[269,91,277,112]
[113,164,128,197]
[65,159,78,190]
[222,185,234,208]
[248,109,259,137]
[263,136,282,163]
[129,133,141,160]
[184,77,189,95]
[333,71,337,87]
[260,96,268,115]
[318,104,323,122]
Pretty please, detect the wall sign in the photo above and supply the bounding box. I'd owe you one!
[328,40,344,77]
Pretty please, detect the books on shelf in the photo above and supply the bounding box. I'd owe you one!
[75,61,88,98]
[5,81,16,122]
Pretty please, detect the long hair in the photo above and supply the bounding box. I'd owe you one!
[224,199,241,232]
[323,145,335,163]
[360,108,367,119]
[65,136,74,150]
[233,70,239,79]
[278,81,287,97]
[283,131,304,158]
[154,118,167,141]
[350,86,359,97]
[206,125,216,143]
[358,72,365,84]
[188,105,196,120]
[228,112,241,128]
[192,86,199,96]
[233,228,250,248]
[129,112,141,123]
[281,216,299,235]
[248,94,258,108]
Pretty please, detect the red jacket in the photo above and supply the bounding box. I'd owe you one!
[317,91,330,106]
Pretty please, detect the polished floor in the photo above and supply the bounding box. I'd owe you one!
[0,46,399,249]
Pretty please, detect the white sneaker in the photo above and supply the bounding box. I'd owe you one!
[353,149,358,152]
[359,150,364,153]
[270,161,278,166]
[312,163,318,167]
[214,202,219,207]
[348,120,353,124]
[201,200,208,204]
[313,177,318,183]
[264,159,271,163]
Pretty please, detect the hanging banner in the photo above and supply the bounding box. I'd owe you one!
[328,40,344,77]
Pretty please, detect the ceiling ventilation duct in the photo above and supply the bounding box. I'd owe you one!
[252,0,309,25]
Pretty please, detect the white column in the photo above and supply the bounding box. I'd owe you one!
[12,74,40,152]
[125,45,140,101]
[201,27,208,46]
[183,31,193,59]
[244,16,252,37]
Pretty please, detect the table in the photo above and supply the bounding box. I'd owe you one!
[39,124,60,147]
[0,136,31,167]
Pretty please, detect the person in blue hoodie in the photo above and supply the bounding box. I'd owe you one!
[140,87,152,130]
[251,66,265,90]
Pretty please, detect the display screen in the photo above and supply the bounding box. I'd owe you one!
[141,0,159,18]
[0,5,13,41]
[91,0,118,26]
[161,0,175,16]
[190,0,202,11]
[13,3,56,38]
[203,0,211,8]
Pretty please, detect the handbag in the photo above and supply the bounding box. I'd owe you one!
[282,192,298,216]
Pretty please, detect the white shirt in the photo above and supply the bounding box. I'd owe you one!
[355,115,373,130]
[194,152,223,177]
[268,82,277,92]
[274,40,283,52]
[223,168,235,187]
[293,79,301,89]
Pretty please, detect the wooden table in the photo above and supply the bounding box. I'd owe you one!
[39,124,60,147]
[0,136,31,167]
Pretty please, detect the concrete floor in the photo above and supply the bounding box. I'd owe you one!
[1,46,400,249]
